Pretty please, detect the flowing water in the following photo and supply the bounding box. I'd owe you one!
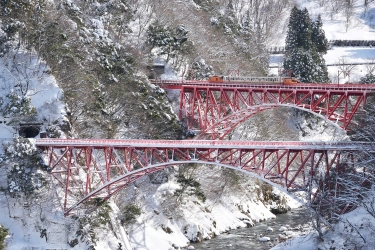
[191,208,312,250]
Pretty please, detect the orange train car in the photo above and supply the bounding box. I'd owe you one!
[208,75,224,83]
[282,77,299,85]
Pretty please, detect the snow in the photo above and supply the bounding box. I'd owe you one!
[271,46,375,82]
[270,0,375,84]
[259,236,271,242]
[272,233,319,250]
[269,1,375,249]
[272,206,375,250]
[0,49,70,249]
[0,1,374,250]
[0,49,67,150]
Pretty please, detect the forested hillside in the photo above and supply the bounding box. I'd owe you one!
[1,0,375,249]
[0,0,296,140]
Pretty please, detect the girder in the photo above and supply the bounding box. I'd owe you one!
[34,139,373,215]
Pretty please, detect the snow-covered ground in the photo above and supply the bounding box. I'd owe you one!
[272,206,375,250]
[121,169,303,250]
[270,46,375,83]
[270,1,375,249]
[270,0,375,84]
[0,50,70,249]
[1,1,375,250]
[0,50,67,145]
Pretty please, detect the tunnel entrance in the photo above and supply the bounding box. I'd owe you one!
[19,123,43,138]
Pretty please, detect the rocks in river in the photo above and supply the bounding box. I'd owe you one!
[266,227,273,232]
[259,236,271,242]
[242,219,253,227]
[270,205,290,214]
[279,226,288,232]
[278,234,288,243]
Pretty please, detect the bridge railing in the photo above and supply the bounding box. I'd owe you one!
[151,79,375,91]
[223,76,281,83]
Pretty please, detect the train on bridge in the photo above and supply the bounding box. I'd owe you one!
[208,75,299,85]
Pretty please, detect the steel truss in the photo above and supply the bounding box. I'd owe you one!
[176,83,375,139]
[35,139,372,215]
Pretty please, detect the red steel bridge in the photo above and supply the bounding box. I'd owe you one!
[152,80,375,139]
[35,139,373,215]
[31,80,375,215]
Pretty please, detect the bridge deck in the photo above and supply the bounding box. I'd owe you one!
[34,139,373,151]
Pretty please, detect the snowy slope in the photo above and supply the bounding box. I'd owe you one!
[270,0,375,83]
[0,50,72,249]
[1,1,375,250]
[0,50,67,144]
[270,1,375,249]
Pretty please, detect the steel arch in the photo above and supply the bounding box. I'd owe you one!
[196,104,344,140]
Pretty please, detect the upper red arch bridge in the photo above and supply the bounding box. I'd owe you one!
[35,139,373,216]
[152,80,375,139]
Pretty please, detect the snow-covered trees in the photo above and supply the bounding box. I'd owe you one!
[0,225,8,250]
[312,15,329,54]
[68,200,112,248]
[4,136,47,197]
[349,102,375,141]
[284,7,329,83]
[120,204,142,225]
[285,7,314,51]
[146,21,193,66]
[174,173,206,203]
[187,59,214,80]
[1,90,36,117]
[360,73,375,84]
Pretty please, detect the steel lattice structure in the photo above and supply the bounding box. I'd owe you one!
[153,80,375,139]
[34,139,372,215]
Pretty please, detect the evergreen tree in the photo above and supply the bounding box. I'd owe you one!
[146,22,190,64]
[299,8,314,51]
[254,21,269,70]
[315,56,329,83]
[284,7,329,83]
[241,9,252,36]
[285,6,300,52]
[0,225,8,250]
[360,73,375,84]
[312,15,329,54]
[285,7,312,51]
[284,48,316,82]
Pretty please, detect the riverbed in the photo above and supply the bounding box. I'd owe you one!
[191,208,312,250]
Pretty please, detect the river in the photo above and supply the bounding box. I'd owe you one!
[191,208,312,250]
